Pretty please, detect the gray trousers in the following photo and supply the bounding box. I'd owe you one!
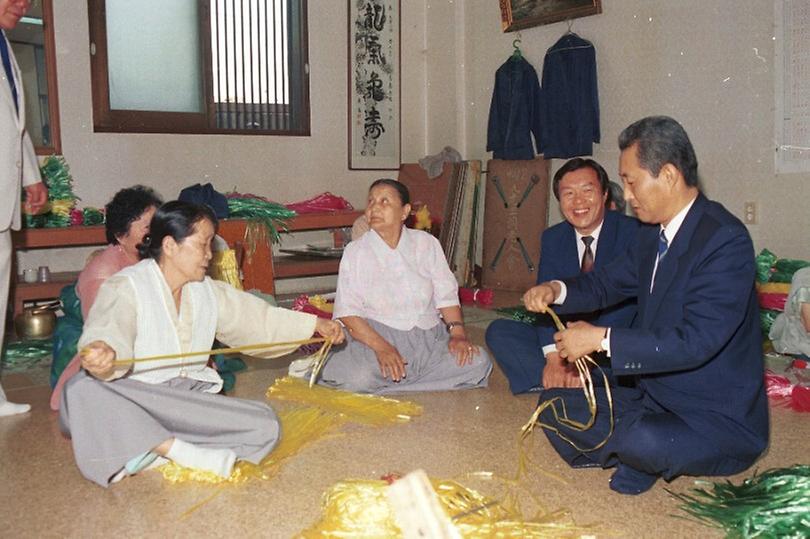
[0,231,11,403]
[319,319,492,394]
[60,371,280,487]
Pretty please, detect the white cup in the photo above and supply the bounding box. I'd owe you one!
[23,268,38,283]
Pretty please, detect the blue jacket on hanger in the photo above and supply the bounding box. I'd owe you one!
[540,33,600,159]
[486,56,542,160]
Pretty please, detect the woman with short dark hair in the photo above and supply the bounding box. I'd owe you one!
[77,185,163,317]
[59,201,344,487]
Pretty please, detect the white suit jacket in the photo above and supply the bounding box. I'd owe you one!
[1,30,42,232]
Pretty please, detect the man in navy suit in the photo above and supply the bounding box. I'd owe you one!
[524,116,769,495]
[486,158,639,394]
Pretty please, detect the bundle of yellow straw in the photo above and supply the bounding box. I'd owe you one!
[267,376,423,426]
[297,477,599,538]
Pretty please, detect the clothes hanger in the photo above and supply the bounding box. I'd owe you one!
[511,37,523,60]
[548,18,593,53]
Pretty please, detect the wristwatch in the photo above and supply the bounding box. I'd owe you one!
[446,321,464,332]
[598,328,610,353]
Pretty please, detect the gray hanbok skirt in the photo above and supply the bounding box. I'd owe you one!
[318,319,492,394]
[59,371,279,487]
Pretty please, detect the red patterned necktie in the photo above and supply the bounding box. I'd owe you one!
[581,235,595,273]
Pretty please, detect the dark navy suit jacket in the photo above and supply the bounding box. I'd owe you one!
[558,194,769,458]
[486,56,542,160]
[539,33,600,159]
[535,210,640,348]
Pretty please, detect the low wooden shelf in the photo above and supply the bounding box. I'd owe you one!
[273,256,342,279]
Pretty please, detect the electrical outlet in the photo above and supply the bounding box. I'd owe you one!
[743,201,757,225]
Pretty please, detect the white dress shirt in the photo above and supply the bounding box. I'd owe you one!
[542,220,604,357]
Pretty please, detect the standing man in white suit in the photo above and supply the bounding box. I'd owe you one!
[1,0,48,416]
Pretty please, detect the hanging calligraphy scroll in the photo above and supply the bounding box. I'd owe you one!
[348,0,401,170]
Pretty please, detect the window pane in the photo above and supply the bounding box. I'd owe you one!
[8,12,54,149]
[106,0,204,113]
[211,0,291,130]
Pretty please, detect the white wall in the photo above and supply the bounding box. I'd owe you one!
[21,1,451,281]
[460,0,810,260]
[20,0,810,281]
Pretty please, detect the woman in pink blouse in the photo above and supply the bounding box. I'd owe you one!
[50,186,162,409]
[318,179,492,393]
[76,186,162,316]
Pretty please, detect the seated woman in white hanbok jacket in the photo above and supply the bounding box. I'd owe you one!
[318,179,492,394]
[59,201,345,487]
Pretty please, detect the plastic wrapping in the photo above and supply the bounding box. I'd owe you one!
[770,258,810,283]
[458,287,494,306]
[50,284,82,387]
[756,282,791,295]
[285,192,354,214]
[754,248,810,284]
[1,339,51,372]
[758,292,787,312]
[755,249,778,283]
[759,309,780,336]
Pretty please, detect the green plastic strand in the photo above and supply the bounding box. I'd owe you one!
[495,305,542,325]
[226,197,296,244]
[39,155,77,201]
[1,340,52,372]
[24,155,78,228]
[670,465,810,538]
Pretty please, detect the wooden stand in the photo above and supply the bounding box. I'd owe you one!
[11,210,361,316]
[481,159,550,291]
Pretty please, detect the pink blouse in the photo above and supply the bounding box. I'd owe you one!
[76,244,137,319]
[51,244,137,410]
[333,227,459,331]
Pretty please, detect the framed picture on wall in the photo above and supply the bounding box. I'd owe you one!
[348,0,401,170]
[499,0,602,33]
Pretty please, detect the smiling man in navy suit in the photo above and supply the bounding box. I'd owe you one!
[486,158,640,394]
[523,116,769,495]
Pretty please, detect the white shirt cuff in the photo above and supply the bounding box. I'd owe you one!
[601,328,612,357]
[552,280,567,304]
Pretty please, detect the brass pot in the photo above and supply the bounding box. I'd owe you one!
[14,307,57,340]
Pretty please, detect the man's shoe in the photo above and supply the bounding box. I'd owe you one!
[609,463,657,495]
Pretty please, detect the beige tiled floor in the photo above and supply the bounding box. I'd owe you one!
[1,309,807,538]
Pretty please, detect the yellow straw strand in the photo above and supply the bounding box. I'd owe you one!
[158,406,345,484]
[521,307,615,453]
[267,376,423,426]
[309,339,334,387]
[179,490,224,520]
[105,338,328,366]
